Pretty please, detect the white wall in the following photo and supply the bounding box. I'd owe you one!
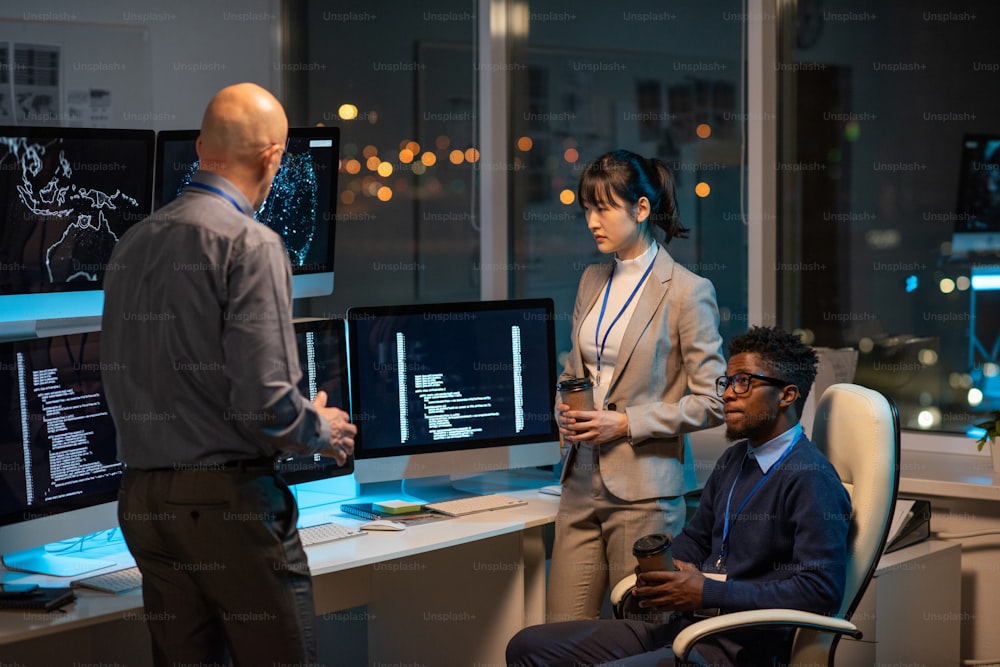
[1,0,281,129]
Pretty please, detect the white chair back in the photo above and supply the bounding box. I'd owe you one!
[792,382,900,664]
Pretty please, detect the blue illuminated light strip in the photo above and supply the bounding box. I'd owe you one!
[970,273,1000,291]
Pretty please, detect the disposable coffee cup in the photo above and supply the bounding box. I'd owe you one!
[633,533,673,572]
[556,377,595,412]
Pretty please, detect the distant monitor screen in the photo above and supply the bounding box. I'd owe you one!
[278,318,353,483]
[0,126,154,296]
[346,299,559,459]
[0,330,122,527]
[953,134,1000,255]
[154,127,339,275]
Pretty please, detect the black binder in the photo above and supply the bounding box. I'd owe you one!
[885,499,931,554]
[0,586,76,612]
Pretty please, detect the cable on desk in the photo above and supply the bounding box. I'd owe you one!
[934,529,1000,540]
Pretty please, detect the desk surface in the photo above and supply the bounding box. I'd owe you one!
[305,486,559,577]
[0,481,560,646]
[4,447,995,646]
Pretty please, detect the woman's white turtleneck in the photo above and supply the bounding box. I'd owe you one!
[578,241,658,409]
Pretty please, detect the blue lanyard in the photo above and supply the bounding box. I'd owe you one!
[593,254,656,385]
[185,181,247,214]
[716,435,802,570]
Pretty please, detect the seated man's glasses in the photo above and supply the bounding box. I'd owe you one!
[715,372,790,398]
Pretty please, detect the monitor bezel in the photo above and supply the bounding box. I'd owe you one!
[345,298,560,462]
[153,126,341,280]
[278,317,354,484]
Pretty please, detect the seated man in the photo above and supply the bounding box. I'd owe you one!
[507,326,852,666]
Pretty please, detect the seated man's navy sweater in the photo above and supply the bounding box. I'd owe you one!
[670,433,852,662]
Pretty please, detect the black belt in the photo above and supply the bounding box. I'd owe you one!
[217,456,277,471]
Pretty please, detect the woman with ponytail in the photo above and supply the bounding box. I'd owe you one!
[546,149,726,621]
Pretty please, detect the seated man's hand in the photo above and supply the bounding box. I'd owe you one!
[633,570,706,612]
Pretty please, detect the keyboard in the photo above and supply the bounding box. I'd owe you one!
[424,494,528,517]
[73,566,143,594]
[298,522,367,546]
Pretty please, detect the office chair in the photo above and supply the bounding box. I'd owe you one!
[611,382,900,666]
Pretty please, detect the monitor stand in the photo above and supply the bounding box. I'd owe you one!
[3,547,116,577]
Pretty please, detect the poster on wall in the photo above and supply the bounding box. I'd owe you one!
[1,20,152,130]
[0,43,12,123]
[67,88,112,127]
[12,43,61,126]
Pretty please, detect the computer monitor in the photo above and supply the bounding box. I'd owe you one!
[0,328,124,576]
[0,126,155,336]
[279,318,354,492]
[345,298,562,489]
[952,133,1000,256]
[154,127,340,299]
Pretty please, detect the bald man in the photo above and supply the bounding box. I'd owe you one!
[101,83,354,667]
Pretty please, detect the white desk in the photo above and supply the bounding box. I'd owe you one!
[893,448,1000,662]
[6,448,982,665]
[837,540,962,664]
[0,479,560,666]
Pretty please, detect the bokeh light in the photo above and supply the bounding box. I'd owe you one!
[338,104,358,120]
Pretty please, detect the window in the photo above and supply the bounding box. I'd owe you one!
[509,1,749,362]
[291,0,480,315]
[777,0,1000,438]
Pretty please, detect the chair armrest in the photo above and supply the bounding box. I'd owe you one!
[610,573,638,610]
[673,609,862,659]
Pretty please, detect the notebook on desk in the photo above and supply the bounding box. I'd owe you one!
[339,502,437,522]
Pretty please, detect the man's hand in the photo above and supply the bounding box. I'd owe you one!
[556,403,628,445]
[313,390,356,465]
[633,569,706,612]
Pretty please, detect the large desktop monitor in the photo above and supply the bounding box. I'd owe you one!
[345,298,562,488]
[952,133,1000,256]
[280,318,355,493]
[0,319,357,577]
[154,126,340,299]
[0,126,155,335]
[0,328,123,576]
